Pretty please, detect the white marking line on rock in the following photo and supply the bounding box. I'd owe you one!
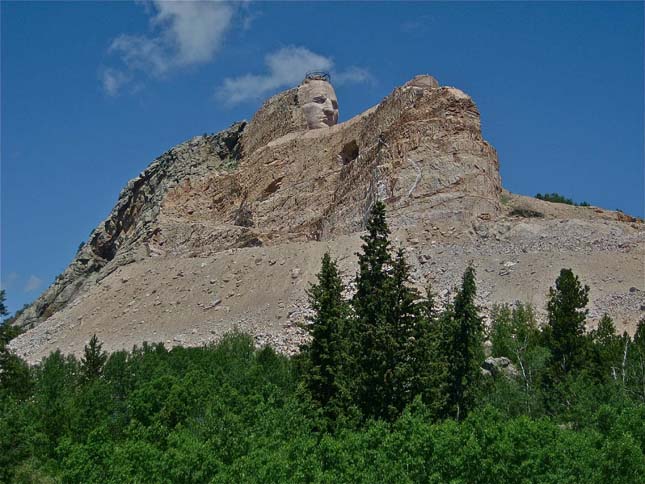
[406,157,422,199]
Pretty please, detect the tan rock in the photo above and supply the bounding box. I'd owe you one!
[10,75,643,364]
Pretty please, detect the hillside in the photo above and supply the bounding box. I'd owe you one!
[9,75,644,363]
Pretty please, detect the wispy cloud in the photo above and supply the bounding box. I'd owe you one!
[334,66,372,85]
[24,275,42,293]
[400,15,434,34]
[103,1,236,96]
[216,46,372,105]
[100,68,131,97]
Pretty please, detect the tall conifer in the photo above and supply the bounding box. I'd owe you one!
[350,201,393,420]
[544,268,589,377]
[387,248,422,417]
[80,334,107,382]
[411,283,449,416]
[302,253,349,410]
[436,266,483,420]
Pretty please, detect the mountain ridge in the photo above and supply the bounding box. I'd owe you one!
[10,75,643,362]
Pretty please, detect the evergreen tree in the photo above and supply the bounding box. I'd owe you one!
[411,284,449,416]
[0,289,8,318]
[352,201,392,326]
[386,248,422,417]
[302,253,349,411]
[422,283,438,323]
[0,291,32,398]
[544,268,589,377]
[626,319,645,402]
[436,266,483,420]
[80,334,107,382]
[348,203,425,420]
[590,314,622,382]
[350,201,394,420]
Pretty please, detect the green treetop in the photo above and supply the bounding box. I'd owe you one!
[544,268,589,377]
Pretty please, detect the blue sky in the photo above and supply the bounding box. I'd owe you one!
[1,1,643,314]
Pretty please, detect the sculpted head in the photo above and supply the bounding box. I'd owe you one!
[298,76,339,129]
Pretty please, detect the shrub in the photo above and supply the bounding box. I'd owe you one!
[510,208,544,218]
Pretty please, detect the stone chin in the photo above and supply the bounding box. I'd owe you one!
[298,78,339,130]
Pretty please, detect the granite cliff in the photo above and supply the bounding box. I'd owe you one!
[10,75,643,362]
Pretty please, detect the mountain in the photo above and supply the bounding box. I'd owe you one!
[10,75,643,363]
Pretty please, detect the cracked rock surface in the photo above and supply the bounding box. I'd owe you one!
[10,77,643,363]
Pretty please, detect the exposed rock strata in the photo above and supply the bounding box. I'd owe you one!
[10,76,643,363]
[15,123,245,329]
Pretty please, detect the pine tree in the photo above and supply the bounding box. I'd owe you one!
[0,290,32,398]
[590,314,622,381]
[386,248,422,417]
[353,201,392,325]
[0,289,8,318]
[350,201,394,420]
[302,253,349,410]
[544,268,589,377]
[80,334,107,382]
[349,203,425,420]
[411,284,449,416]
[626,319,645,402]
[436,265,483,420]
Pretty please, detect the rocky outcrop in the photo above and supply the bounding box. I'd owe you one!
[10,75,643,363]
[14,123,245,329]
[481,356,519,379]
[156,81,502,258]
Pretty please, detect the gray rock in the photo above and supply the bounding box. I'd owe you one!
[481,356,519,379]
[14,122,246,330]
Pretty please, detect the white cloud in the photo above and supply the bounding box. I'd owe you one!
[152,0,234,66]
[216,46,371,105]
[334,66,373,85]
[24,275,42,293]
[100,68,131,97]
[104,0,235,95]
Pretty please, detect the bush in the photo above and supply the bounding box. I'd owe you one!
[510,208,544,218]
[535,192,590,207]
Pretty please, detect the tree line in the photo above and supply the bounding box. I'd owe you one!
[0,203,643,482]
[299,202,645,424]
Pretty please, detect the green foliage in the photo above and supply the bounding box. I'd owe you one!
[80,334,108,382]
[589,314,624,382]
[2,207,644,480]
[489,303,549,416]
[301,253,349,414]
[0,289,8,317]
[544,268,590,378]
[510,207,544,218]
[349,202,421,421]
[0,328,643,482]
[434,266,484,420]
[625,319,645,402]
[0,307,31,399]
[535,192,590,207]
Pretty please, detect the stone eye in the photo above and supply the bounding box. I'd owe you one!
[313,96,326,103]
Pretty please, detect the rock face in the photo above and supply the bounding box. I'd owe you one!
[15,123,245,329]
[10,75,644,363]
[155,78,501,258]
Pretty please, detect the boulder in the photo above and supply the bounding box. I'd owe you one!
[481,356,519,379]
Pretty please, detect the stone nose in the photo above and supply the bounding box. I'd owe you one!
[322,100,335,114]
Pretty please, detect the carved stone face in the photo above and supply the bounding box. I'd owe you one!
[298,79,339,129]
